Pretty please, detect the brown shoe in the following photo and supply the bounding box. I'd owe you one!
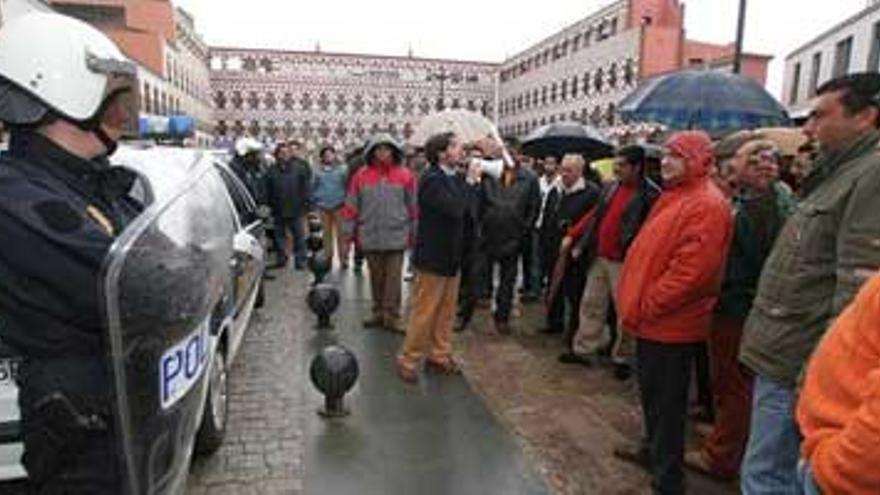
[613,441,651,471]
[395,359,418,384]
[684,450,736,481]
[426,358,461,375]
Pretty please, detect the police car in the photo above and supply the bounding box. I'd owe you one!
[0,144,266,481]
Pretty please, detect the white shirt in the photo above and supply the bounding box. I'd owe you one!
[536,174,562,229]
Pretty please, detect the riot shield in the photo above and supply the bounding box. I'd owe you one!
[102,156,235,494]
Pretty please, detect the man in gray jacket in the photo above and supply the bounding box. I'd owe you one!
[341,134,417,333]
[739,72,880,494]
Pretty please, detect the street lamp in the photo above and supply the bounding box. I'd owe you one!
[427,67,452,111]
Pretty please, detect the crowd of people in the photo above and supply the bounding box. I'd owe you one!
[2,7,879,494]
[226,72,880,495]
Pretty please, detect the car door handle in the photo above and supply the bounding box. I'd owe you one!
[229,258,244,274]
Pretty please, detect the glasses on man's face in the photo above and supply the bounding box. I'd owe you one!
[748,150,776,165]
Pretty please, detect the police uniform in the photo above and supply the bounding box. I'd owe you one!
[0,131,142,493]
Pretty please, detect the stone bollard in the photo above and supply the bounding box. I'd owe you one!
[306,282,340,329]
[309,345,359,418]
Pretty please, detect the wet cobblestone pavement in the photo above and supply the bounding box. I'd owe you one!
[1,266,739,495]
[185,265,737,494]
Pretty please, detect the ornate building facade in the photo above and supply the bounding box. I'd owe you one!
[209,48,498,152]
[497,0,772,139]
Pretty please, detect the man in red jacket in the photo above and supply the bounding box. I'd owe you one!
[615,131,733,494]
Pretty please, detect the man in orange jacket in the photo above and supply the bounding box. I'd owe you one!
[797,272,880,495]
[615,131,733,494]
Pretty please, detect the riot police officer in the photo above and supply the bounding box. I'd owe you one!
[0,12,142,493]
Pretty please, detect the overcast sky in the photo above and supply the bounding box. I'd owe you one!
[175,0,875,99]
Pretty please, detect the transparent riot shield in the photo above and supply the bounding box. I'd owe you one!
[102,158,235,495]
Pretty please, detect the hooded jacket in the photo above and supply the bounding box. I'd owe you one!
[340,134,417,251]
[797,272,880,495]
[616,131,733,343]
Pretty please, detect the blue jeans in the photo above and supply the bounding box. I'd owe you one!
[273,215,306,267]
[741,375,801,494]
[797,461,822,495]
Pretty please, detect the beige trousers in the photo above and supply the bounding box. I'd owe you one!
[398,270,460,371]
[320,208,348,264]
[573,257,633,363]
[365,251,404,325]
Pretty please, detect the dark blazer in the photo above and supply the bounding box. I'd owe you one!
[412,164,469,277]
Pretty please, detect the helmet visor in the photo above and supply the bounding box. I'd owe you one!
[87,52,140,138]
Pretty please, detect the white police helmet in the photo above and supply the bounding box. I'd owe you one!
[0,12,138,134]
[235,137,264,157]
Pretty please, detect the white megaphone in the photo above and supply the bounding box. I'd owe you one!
[478,158,504,179]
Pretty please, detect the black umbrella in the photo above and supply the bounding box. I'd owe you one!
[521,121,613,160]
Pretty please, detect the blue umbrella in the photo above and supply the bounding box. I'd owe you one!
[619,70,790,132]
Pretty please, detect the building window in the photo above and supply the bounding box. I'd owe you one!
[869,21,880,72]
[833,36,853,78]
[561,80,568,101]
[594,68,604,93]
[583,71,590,95]
[143,83,152,113]
[571,76,579,98]
[624,59,636,86]
[610,17,618,37]
[609,63,618,89]
[542,86,548,105]
[789,62,801,105]
[264,92,277,110]
[809,52,822,97]
[573,34,582,51]
[551,82,558,102]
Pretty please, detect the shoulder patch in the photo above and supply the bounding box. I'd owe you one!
[33,200,83,234]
